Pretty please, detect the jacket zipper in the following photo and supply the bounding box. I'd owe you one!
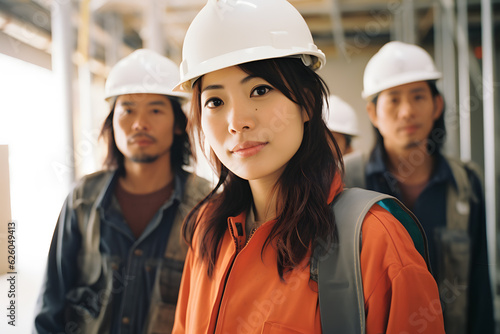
[213,223,240,334]
[245,226,258,246]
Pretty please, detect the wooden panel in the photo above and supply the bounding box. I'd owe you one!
[0,145,12,275]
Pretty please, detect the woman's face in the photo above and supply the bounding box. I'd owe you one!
[200,65,307,184]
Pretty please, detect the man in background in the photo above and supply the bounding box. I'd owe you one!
[325,94,364,188]
[34,49,211,334]
[362,41,494,334]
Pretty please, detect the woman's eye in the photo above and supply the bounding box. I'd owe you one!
[251,85,272,97]
[205,98,223,108]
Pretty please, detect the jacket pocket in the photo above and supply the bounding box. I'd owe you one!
[434,227,470,334]
[157,257,184,304]
[145,302,176,334]
[262,322,307,334]
[144,257,184,334]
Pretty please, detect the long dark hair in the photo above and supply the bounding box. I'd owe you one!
[183,57,343,279]
[99,95,191,174]
[371,80,446,154]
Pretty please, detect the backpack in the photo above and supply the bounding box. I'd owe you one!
[310,188,431,333]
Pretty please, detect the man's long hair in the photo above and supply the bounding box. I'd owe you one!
[99,96,191,174]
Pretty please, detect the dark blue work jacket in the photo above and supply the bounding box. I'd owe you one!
[365,144,494,334]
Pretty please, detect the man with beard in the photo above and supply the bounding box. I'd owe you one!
[362,41,494,334]
[34,49,211,334]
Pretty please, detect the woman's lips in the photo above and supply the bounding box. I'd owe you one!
[231,141,268,158]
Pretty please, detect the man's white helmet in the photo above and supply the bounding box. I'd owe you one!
[104,49,190,101]
[325,95,359,136]
[362,41,442,101]
[174,0,326,92]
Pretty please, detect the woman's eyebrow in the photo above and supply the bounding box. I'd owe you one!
[202,84,223,93]
[201,75,258,93]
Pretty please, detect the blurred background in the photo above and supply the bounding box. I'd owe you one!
[0,0,498,332]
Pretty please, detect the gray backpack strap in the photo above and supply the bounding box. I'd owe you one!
[342,151,366,189]
[313,188,430,334]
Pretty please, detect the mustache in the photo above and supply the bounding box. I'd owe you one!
[127,133,157,143]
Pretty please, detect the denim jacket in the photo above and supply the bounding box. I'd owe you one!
[33,169,211,334]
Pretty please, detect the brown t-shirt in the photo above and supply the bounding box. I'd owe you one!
[115,181,174,239]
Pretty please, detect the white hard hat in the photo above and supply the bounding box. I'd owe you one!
[175,0,326,92]
[362,41,442,101]
[325,95,359,136]
[104,48,190,101]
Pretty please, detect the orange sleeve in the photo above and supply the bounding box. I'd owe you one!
[361,205,445,334]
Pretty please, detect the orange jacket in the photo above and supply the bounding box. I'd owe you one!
[173,177,445,334]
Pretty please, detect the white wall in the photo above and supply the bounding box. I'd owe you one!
[0,52,70,334]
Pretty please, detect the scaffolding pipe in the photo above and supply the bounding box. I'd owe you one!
[481,0,497,294]
[440,0,459,158]
[143,0,164,54]
[391,9,403,41]
[457,0,471,161]
[403,0,415,44]
[51,0,75,184]
[329,0,347,61]
[433,2,443,78]
[104,12,124,68]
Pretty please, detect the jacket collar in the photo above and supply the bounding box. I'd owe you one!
[366,143,457,189]
[96,169,187,212]
[226,172,344,231]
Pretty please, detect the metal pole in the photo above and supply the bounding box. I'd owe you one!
[77,0,96,176]
[434,2,443,78]
[329,0,347,61]
[143,0,164,54]
[403,0,415,44]
[51,0,75,184]
[481,0,497,295]
[440,0,459,158]
[391,9,403,41]
[104,13,124,68]
[457,0,471,161]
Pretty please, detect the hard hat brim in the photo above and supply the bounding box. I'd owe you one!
[362,71,442,101]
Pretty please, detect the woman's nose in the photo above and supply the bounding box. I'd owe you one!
[227,103,255,134]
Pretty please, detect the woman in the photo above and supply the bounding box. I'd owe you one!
[172,1,445,333]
